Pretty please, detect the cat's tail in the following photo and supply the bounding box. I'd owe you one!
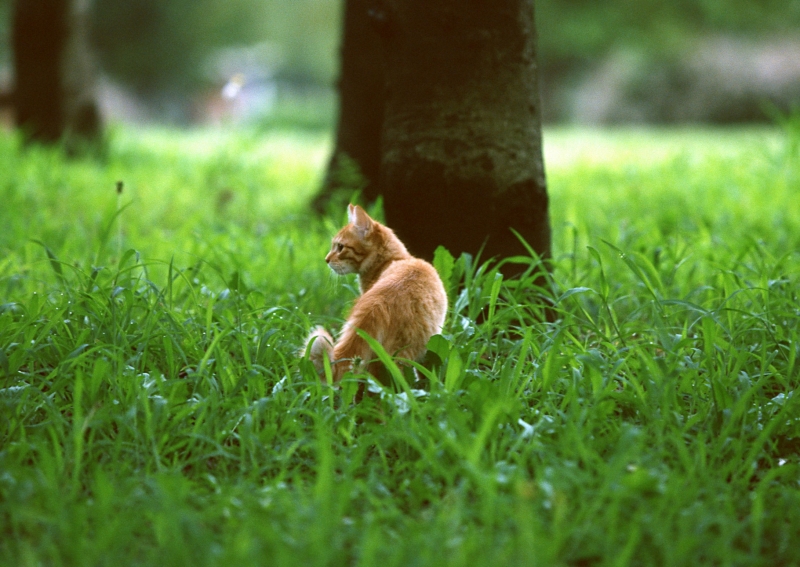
[302,325,334,375]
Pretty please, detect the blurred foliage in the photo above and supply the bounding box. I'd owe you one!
[0,0,798,98]
[90,0,340,96]
[91,0,263,95]
[537,0,800,67]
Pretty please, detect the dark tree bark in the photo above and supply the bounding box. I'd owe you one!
[12,0,101,145]
[379,0,550,267]
[313,0,385,212]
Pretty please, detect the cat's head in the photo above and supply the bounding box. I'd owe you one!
[325,204,376,275]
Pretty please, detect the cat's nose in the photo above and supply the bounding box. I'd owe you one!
[324,252,332,263]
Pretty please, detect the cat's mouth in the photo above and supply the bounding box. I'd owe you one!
[328,262,354,276]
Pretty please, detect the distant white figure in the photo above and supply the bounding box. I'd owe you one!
[222,73,245,100]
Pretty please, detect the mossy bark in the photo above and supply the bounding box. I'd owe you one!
[313,0,385,212]
[379,0,550,266]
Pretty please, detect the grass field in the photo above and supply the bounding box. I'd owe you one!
[1,121,799,566]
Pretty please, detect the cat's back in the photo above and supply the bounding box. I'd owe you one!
[362,257,447,329]
[373,258,444,297]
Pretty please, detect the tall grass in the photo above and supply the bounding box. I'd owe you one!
[1,123,798,566]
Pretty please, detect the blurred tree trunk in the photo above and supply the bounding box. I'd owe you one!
[379,0,550,267]
[12,0,101,146]
[313,0,385,212]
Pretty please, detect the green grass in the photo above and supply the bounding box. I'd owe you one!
[1,122,799,566]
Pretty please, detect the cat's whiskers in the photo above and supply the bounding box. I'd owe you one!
[325,269,343,291]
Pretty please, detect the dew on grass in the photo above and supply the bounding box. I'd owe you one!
[495,461,517,484]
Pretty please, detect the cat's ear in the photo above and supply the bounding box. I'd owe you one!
[348,204,373,236]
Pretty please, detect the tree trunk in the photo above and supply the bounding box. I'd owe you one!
[379,0,550,268]
[12,0,101,145]
[313,0,385,212]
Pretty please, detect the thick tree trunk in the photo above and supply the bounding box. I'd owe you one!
[379,0,550,267]
[12,0,101,145]
[313,0,385,212]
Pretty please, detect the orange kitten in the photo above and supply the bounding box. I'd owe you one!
[304,204,448,382]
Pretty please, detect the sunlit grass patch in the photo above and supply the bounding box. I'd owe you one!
[1,123,798,566]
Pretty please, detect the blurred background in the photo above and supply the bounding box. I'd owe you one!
[0,0,799,129]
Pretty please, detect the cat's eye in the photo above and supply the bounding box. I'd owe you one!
[335,243,344,252]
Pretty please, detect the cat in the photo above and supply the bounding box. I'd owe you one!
[303,204,448,383]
